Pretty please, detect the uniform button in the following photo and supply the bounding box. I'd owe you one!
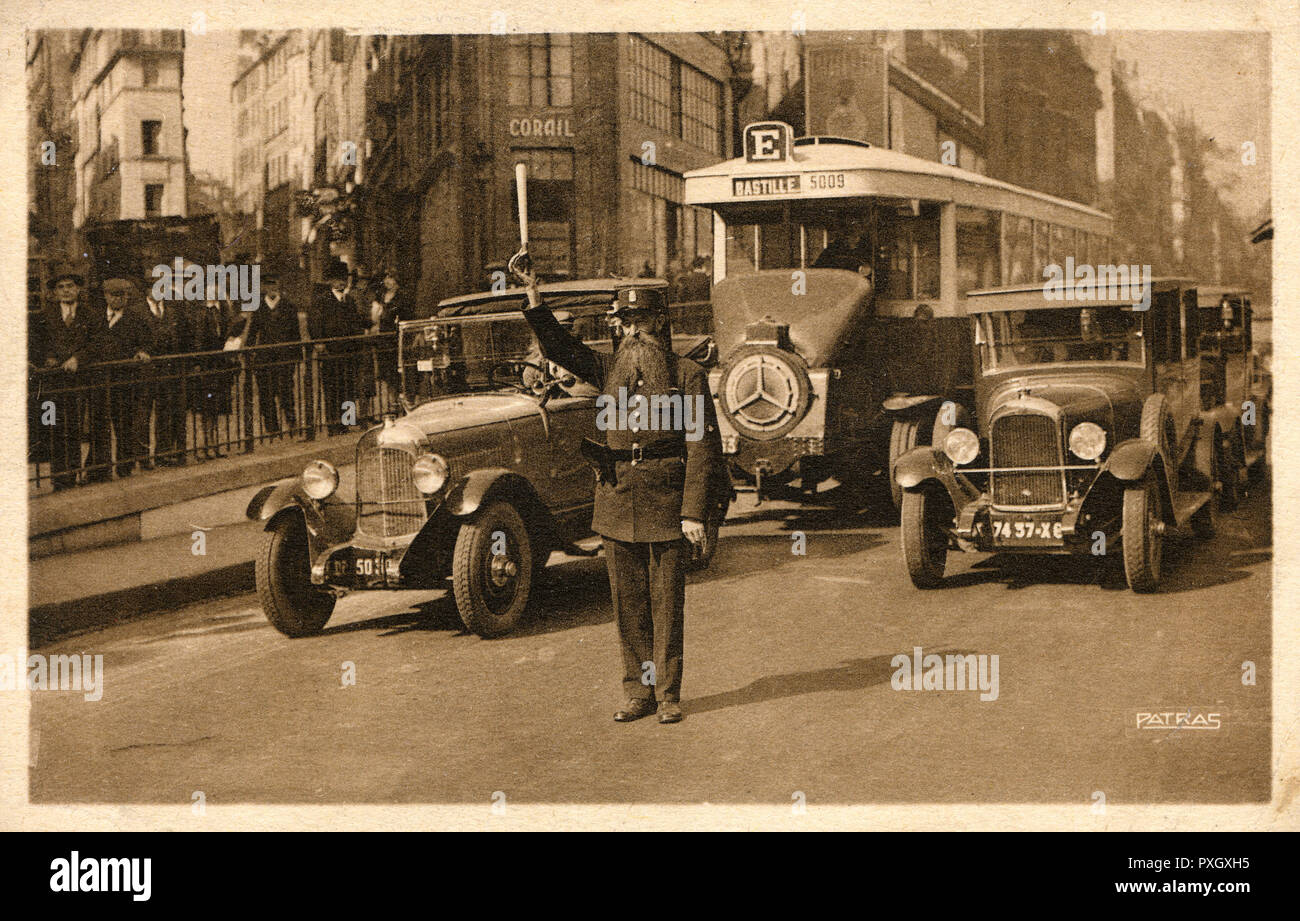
[637,379,644,387]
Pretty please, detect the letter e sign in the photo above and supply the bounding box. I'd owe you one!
[745,121,792,163]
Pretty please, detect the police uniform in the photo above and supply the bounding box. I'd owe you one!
[523,287,724,720]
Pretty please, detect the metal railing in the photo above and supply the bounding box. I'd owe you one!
[28,333,400,494]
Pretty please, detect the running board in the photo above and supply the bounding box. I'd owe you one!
[1171,490,1211,527]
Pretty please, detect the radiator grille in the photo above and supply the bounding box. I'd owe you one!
[990,414,1064,507]
[357,447,427,537]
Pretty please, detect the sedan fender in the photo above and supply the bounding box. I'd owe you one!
[1105,438,1158,483]
[896,445,980,508]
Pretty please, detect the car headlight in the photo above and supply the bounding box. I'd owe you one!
[411,453,450,495]
[943,427,980,465]
[302,460,339,500]
[1069,422,1107,460]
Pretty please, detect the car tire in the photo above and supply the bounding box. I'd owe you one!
[1122,473,1163,592]
[1190,438,1220,539]
[256,513,336,637]
[889,415,933,512]
[452,501,534,638]
[900,484,951,589]
[1218,430,1242,512]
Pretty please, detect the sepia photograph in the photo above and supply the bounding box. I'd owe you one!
[2,0,1294,849]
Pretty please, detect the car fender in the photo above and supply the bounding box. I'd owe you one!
[1105,438,1158,482]
[1104,439,1176,524]
[895,445,947,490]
[440,468,538,517]
[896,446,979,508]
[882,394,946,417]
[401,469,554,583]
[247,480,355,546]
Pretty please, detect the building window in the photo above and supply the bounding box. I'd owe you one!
[511,148,574,277]
[507,34,572,107]
[628,35,672,133]
[629,36,723,156]
[142,58,159,87]
[141,120,162,156]
[144,184,164,217]
[680,64,722,155]
[628,159,691,275]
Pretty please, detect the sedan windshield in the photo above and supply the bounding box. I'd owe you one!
[399,314,611,404]
[980,306,1144,372]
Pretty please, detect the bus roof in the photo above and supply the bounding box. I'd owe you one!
[963,279,1194,313]
[684,136,1112,235]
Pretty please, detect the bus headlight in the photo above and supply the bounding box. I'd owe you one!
[1069,422,1107,460]
[302,460,339,500]
[943,427,980,465]
[412,453,450,495]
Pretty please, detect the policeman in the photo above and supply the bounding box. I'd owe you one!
[512,257,724,724]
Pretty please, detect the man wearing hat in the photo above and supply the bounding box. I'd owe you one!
[35,267,102,489]
[313,260,368,434]
[88,275,153,480]
[512,256,724,725]
[138,264,188,467]
[245,271,300,438]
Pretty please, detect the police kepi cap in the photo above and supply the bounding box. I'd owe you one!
[607,286,667,318]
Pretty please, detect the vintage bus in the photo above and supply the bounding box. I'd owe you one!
[684,121,1114,507]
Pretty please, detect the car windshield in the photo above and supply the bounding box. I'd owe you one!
[979,305,1145,372]
[398,313,611,404]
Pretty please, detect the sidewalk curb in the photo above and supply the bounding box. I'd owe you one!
[29,561,255,647]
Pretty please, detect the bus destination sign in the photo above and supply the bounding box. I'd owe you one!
[732,175,802,196]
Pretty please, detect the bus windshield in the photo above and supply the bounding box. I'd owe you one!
[980,306,1145,371]
[722,200,969,301]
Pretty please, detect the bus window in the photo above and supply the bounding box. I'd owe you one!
[726,224,759,276]
[760,221,801,271]
[877,202,940,299]
[1003,214,1033,284]
[957,207,1001,294]
[1032,220,1050,278]
[1051,224,1068,269]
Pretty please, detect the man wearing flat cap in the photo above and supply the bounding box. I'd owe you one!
[511,254,725,725]
[35,267,102,489]
[89,275,152,480]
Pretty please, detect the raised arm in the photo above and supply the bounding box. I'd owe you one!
[510,251,605,388]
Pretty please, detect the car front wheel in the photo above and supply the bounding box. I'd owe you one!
[1122,473,1163,592]
[452,501,534,638]
[900,484,952,588]
[256,513,336,637]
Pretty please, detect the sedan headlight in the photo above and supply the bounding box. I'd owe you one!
[302,460,339,500]
[1069,422,1107,460]
[942,427,980,465]
[411,453,450,495]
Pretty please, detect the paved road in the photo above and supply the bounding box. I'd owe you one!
[30,483,1271,805]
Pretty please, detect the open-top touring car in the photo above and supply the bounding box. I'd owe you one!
[245,279,721,639]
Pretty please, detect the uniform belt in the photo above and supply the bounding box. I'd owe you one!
[606,440,684,464]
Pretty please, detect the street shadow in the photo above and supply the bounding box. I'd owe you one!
[319,555,615,639]
[683,647,972,716]
[688,530,884,585]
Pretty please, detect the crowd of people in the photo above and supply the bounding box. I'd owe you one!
[28,259,412,491]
